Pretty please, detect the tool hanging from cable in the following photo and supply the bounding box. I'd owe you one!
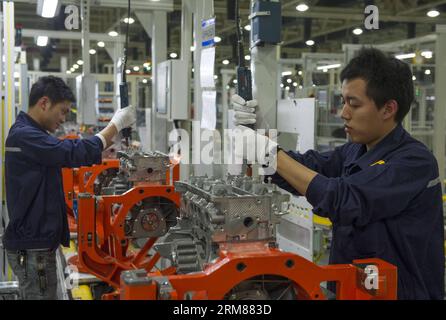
[235,0,253,124]
[120,0,132,147]
[235,0,254,176]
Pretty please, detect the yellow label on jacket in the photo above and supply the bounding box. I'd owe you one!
[370,160,386,167]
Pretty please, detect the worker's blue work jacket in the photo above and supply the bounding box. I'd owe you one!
[3,112,103,251]
[270,124,445,300]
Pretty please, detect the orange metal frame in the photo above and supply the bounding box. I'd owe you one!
[120,242,397,300]
[62,160,120,232]
[71,163,181,294]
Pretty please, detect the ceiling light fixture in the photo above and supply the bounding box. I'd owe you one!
[316,64,341,71]
[37,0,59,18]
[36,36,48,47]
[296,4,309,12]
[306,39,315,46]
[427,10,440,18]
[395,53,416,60]
[353,28,363,35]
[123,17,135,24]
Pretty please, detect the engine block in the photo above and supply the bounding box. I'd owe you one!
[154,175,290,273]
[101,150,171,195]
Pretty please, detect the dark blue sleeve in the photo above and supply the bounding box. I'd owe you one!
[305,151,438,227]
[16,127,103,168]
[267,145,348,196]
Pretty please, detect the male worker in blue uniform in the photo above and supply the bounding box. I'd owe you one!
[232,48,445,299]
[3,76,136,299]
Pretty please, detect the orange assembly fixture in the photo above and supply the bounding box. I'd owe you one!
[117,176,397,301]
[69,152,181,299]
[120,242,397,300]
[62,160,120,232]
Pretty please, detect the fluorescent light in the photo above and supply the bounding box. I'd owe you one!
[108,31,118,37]
[214,36,222,43]
[427,10,440,18]
[353,28,363,35]
[170,52,178,59]
[192,68,194,73]
[306,39,315,46]
[425,69,431,75]
[38,0,59,18]
[125,69,131,74]
[316,63,341,71]
[296,4,309,12]
[133,66,140,72]
[36,36,48,47]
[123,17,135,24]
[245,55,251,61]
[66,70,71,74]
[97,41,105,47]
[142,79,148,84]
[222,59,230,65]
[282,71,292,76]
[73,64,79,69]
[395,53,416,60]
[244,25,251,31]
[77,60,83,65]
[421,51,433,59]
[89,49,96,55]
[14,72,20,78]
[190,46,195,52]
[323,69,328,73]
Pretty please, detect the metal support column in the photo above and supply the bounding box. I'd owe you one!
[434,25,446,189]
[192,0,215,177]
[80,0,90,75]
[178,0,193,180]
[151,11,168,153]
[1,0,15,283]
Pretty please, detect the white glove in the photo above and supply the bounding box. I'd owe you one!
[110,105,137,132]
[234,125,279,167]
[231,94,257,126]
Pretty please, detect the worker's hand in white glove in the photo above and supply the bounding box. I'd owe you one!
[110,105,137,132]
[234,125,279,167]
[231,94,257,126]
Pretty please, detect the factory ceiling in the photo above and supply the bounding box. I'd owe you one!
[10,0,446,74]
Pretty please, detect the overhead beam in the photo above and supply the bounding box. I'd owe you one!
[13,0,174,11]
[22,29,125,42]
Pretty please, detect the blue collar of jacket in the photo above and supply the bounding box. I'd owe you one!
[16,111,49,134]
[344,124,407,170]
